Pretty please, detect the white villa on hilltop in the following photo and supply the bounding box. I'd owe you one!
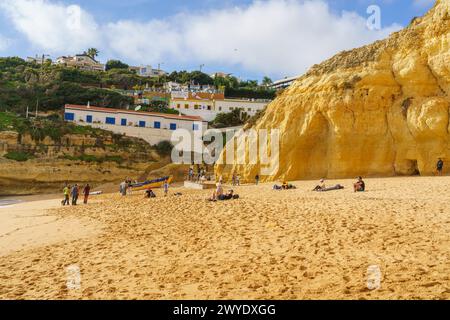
[64,104,208,145]
[56,54,105,72]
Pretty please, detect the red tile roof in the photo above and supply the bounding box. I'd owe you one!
[65,104,206,122]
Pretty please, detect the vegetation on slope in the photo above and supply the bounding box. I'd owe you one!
[0,111,160,162]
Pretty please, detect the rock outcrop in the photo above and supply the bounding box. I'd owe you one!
[0,130,168,195]
[216,0,450,181]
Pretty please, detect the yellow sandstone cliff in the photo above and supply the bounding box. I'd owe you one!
[216,0,450,181]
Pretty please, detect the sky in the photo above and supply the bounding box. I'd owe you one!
[0,0,436,81]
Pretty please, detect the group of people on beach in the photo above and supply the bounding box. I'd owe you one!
[119,178,136,196]
[231,173,241,186]
[208,177,240,202]
[62,183,90,206]
[144,179,170,199]
[273,181,297,190]
[188,165,212,184]
[61,159,445,205]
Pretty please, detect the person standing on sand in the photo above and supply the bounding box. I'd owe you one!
[62,184,70,206]
[83,184,91,204]
[255,174,260,185]
[437,158,444,176]
[188,167,194,181]
[120,181,127,196]
[126,178,133,195]
[232,173,236,186]
[71,184,79,206]
[163,179,169,197]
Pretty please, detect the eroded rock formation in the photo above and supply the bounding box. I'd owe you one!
[216,0,450,181]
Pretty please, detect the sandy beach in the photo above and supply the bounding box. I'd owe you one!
[0,176,449,300]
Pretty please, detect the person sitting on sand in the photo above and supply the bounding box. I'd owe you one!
[208,181,225,201]
[145,188,156,198]
[282,181,289,190]
[313,179,326,191]
[218,190,240,201]
[353,177,366,192]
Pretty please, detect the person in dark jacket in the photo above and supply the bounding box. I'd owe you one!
[437,158,444,176]
[71,184,79,206]
[83,184,91,204]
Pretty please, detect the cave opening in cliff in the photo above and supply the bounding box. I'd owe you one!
[406,159,420,176]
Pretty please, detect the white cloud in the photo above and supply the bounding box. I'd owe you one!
[0,0,100,53]
[0,0,402,77]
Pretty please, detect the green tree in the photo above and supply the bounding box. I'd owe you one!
[213,75,239,89]
[105,59,129,71]
[168,71,214,85]
[210,109,247,128]
[87,48,99,59]
[262,76,273,86]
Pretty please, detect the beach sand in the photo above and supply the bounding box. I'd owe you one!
[0,176,449,300]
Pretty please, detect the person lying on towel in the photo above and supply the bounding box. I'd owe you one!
[218,190,240,200]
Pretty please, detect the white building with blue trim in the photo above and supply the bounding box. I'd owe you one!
[64,104,208,145]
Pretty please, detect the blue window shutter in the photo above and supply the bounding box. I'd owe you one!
[154,121,161,129]
[121,119,127,126]
[105,117,116,125]
[64,112,75,121]
[86,115,93,123]
[170,123,177,131]
[139,121,146,127]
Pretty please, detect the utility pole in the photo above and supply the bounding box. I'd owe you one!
[35,54,50,118]
[157,62,164,85]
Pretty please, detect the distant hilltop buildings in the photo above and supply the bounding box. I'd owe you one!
[269,75,300,90]
[26,53,170,76]
[56,54,105,72]
[128,65,169,78]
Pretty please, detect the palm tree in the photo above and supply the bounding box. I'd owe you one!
[262,76,273,86]
[86,48,99,60]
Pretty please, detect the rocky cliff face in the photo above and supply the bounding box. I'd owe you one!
[0,130,168,195]
[216,0,450,181]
